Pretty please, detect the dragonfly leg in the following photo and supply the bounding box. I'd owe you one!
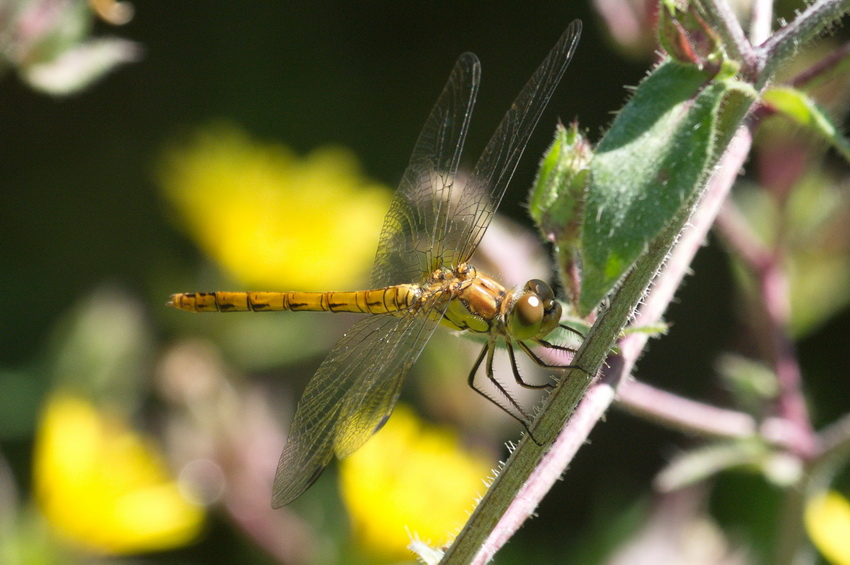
[532,322,586,361]
[558,323,586,339]
[484,344,533,424]
[519,339,585,373]
[467,342,543,443]
[506,340,555,390]
[536,338,577,354]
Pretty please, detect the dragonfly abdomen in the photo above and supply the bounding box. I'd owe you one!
[168,286,420,314]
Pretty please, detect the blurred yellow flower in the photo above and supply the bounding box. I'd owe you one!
[806,490,850,565]
[339,404,493,561]
[159,124,392,289]
[33,393,204,555]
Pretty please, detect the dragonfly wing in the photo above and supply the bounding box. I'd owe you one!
[334,298,444,457]
[371,53,480,287]
[440,21,582,265]
[271,303,442,507]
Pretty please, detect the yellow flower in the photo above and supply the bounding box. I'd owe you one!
[806,490,850,565]
[339,404,493,561]
[159,124,392,289]
[33,393,204,555]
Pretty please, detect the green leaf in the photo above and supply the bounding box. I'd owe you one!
[528,122,591,247]
[762,86,850,163]
[578,60,755,315]
[716,353,779,415]
[529,122,592,307]
[655,440,767,491]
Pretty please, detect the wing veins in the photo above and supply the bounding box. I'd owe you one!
[271,298,444,507]
[443,21,582,265]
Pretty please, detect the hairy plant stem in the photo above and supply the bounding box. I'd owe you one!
[759,0,850,85]
[440,2,850,560]
[749,0,775,45]
[441,127,753,564]
[699,0,756,75]
[617,380,757,440]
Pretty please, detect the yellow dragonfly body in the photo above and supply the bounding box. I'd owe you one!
[169,20,582,507]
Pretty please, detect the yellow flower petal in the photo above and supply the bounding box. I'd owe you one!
[159,124,392,289]
[806,490,850,565]
[339,404,492,560]
[33,393,204,554]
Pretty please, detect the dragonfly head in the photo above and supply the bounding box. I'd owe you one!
[507,279,562,340]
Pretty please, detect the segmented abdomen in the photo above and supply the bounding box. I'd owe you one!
[168,285,420,314]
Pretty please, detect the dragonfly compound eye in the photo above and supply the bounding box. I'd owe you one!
[526,279,555,304]
[508,293,545,339]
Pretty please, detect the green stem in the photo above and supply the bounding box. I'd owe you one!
[698,0,755,75]
[774,413,850,564]
[441,227,664,564]
[441,126,754,564]
[440,1,850,560]
[759,0,850,86]
[773,477,809,565]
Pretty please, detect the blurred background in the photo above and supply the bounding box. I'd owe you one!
[2,1,849,564]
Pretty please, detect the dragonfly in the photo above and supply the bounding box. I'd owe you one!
[169,20,582,507]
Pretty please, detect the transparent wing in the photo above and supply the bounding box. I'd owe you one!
[371,53,480,287]
[441,20,582,265]
[271,302,443,507]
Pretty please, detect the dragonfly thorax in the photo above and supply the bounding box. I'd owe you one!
[428,263,505,334]
[425,265,562,342]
